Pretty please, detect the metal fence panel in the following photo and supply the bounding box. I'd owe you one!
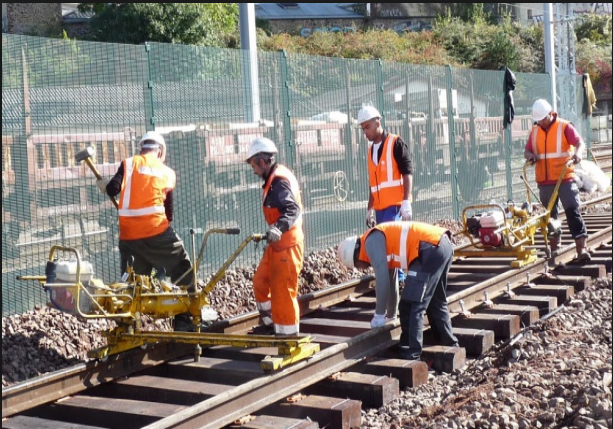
[2,34,591,316]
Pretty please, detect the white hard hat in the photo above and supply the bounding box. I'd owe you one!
[357,106,382,125]
[337,235,358,269]
[139,131,166,162]
[531,99,553,122]
[246,137,278,162]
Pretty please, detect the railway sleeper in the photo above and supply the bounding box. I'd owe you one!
[452,313,521,341]
[304,371,400,409]
[349,358,429,390]
[228,415,318,429]
[499,295,558,317]
[534,274,592,291]
[257,394,362,429]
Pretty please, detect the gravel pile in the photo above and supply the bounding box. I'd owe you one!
[361,275,613,429]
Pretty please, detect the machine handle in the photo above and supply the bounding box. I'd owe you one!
[225,228,241,235]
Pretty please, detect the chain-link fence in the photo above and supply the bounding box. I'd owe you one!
[2,34,592,316]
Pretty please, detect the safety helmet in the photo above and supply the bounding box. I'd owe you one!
[531,99,553,122]
[337,235,358,270]
[357,106,382,125]
[139,131,166,162]
[246,137,278,162]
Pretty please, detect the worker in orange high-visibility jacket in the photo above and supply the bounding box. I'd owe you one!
[357,105,413,288]
[97,131,195,331]
[524,98,590,262]
[337,221,458,361]
[245,137,304,336]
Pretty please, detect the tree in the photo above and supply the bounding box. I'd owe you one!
[77,3,238,47]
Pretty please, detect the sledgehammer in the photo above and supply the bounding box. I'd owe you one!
[75,146,119,209]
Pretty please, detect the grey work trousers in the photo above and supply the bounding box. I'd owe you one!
[538,180,587,239]
[398,233,458,360]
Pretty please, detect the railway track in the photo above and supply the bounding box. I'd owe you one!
[2,196,611,429]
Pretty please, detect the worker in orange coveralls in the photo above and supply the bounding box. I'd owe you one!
[245,137,304,336]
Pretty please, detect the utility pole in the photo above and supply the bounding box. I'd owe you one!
[555,3,577,123]
[239,3,260,123]
[543,4,557,110]
[543,3,577,122]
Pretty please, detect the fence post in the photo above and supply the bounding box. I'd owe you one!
[446,66,460,220]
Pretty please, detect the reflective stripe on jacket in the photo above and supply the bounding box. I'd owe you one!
[358,221,447,269]
[118,155,176,240]
[262,164,304,250]
[529,118,575,183]
[368,133,403,210]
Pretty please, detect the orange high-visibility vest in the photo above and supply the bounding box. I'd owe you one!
[529,118,575,183]
[358,221,447,269]
[117,154,176,240]
[368,133,403,210]
[262,164,304,250]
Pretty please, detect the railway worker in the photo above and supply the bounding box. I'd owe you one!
[357,105,414,288]
[245,137,305,336]
[97,131,195,329]
[524,98,591,262]
[337,220,459,361]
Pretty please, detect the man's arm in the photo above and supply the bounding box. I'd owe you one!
[565,122,585,163]
[524,133,537,162]
[106,162,125,197]
[267,177,301,233]
[394,137,413,201]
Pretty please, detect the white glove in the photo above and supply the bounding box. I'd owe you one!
[366,209,376,228]
[370,313,386,328]
[266,226,282,243]
[400,200,412,221]
[96,177,109,194]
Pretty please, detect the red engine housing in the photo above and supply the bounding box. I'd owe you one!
[479,227,503,247]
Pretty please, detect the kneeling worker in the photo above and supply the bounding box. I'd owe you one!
[337,220,458,361]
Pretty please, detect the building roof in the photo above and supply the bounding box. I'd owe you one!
[254,3,363,20]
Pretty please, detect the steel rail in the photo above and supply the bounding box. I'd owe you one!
[2,198,611,427]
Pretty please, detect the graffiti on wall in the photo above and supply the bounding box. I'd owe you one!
[300,25,357,37]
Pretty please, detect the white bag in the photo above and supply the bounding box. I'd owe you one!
[576,160,610,192]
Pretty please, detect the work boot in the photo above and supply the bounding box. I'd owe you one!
[548,235,561,252]
[574,236,592,262]
[248,324,274,335]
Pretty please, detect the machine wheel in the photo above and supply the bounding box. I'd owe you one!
[333,171,349,202]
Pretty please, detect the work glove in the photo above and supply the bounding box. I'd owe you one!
[366,209,376,228]
[571,153,582,164]
[525,153,537,164]
[400,200,412,221]
[96,177,109,194]
[370,313,386,329]
[266,226,282,243]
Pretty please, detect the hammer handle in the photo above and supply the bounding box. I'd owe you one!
[85,158,119,209]
[85,158,103,180]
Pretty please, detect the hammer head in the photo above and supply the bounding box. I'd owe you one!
[75,146,95,163]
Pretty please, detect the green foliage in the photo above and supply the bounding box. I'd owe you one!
[259,29,457,67]
[77,3,238,47]
[575,13,612,45]
[576,39,612,95]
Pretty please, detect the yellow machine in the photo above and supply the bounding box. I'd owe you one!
[17,228,319,371]
[454,161,571,267]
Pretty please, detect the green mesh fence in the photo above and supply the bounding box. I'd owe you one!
[1,34,592,316]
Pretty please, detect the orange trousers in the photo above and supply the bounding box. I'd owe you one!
[252,243,304,335]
